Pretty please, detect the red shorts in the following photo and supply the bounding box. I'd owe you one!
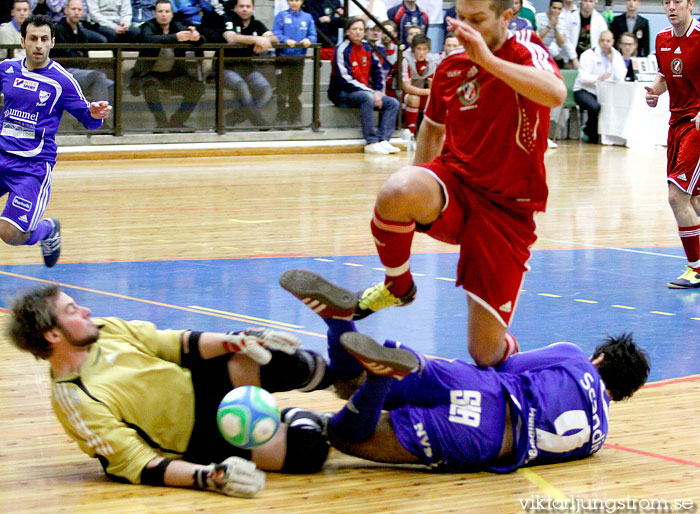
[402,93,428,111]
[667,119,700,195]
[418,159,538,326]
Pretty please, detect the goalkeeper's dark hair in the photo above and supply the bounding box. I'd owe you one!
[6,285,62,360]
[592,333,650,401]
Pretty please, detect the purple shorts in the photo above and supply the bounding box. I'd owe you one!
[0,152,53,232]
[387,357,508,470]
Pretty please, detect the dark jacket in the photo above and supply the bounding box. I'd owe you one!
[610,13,650,57]
[132,18,205,77]
[53,19,90,68]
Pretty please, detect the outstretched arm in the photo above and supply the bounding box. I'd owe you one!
[181,328,301,364]
[447,16,566,107]
[143,456,265,497]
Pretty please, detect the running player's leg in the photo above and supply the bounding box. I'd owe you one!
[467,298,519,367]
[666,122,700,288]
[354,166,445,319]
[0,156,61,266]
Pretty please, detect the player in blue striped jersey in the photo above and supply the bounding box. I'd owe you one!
[0,14,111,267]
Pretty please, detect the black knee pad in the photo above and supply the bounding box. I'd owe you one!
[259,350,332,393]
[281,424,330,474]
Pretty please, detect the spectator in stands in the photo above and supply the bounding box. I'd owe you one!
[509,0,532,30]
[610,0,649,56]
[366,19,381,44]
[34,0,107,42]
[87,0,139,41]
[329,17,400,155]
[131,0,205,129]
[207,0,277,126]
[573,30,626,143]
[400,33,436,136]
[387,0,427,48]
[378,20,399,98]
[566,0,607,64]
[0,0,29,57]
[439,31,460,62]
[54,0,114,101]
[536,0,567,67]
[273,0,316,126]
[348,0,387,26]
[171,0,220,41]
[303,0,343,60]
[618,31,637,81]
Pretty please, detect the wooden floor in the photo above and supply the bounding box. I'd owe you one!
[1,141,699,513]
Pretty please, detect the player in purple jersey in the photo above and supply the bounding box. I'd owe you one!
[279,269,650,472]
[0,14,111,267]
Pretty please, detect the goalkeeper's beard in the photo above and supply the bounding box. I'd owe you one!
[58,324,100,348]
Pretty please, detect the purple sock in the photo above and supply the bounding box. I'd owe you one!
[329,374,394,443]
[323,318,364,379]
[24,220,52,246]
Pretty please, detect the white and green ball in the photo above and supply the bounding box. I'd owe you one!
[217,386,280,449]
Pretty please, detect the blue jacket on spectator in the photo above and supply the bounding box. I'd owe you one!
[172,0,212,25]
[273,8,317,56]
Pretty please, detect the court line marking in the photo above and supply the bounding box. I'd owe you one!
[536,239,686,259]
[603,443,700,468]
[517,469,567,500]
[0,270,327,339]
[186,306,303,328]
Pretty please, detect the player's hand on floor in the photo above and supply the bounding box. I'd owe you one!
[196,457,265,497]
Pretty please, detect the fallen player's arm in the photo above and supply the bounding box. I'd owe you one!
[143,456,265,497]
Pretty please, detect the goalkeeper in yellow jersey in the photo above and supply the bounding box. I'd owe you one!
[6,284,332,498]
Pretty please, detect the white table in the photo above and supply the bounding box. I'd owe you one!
[597,81,670,147]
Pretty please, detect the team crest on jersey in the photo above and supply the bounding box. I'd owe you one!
[13,78,38,91]
[38,91,51,104]
[458,79,480,106]
[671,58,683,75]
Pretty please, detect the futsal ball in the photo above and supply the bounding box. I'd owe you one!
[217,386,280,449]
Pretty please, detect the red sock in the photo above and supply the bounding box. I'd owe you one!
[404,107,419,134]
[678,224,700,270]
[497,333,519,365]
[371,208,415,296]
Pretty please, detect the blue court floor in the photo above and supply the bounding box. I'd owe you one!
[1,245,698,383]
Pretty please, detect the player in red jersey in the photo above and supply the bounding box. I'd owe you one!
[645,0,700,288]
[352,0,566,367]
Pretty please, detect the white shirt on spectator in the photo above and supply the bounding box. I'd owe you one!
[87,0,133,29]
[348,0,389,23]
[573,45,627,95]
[535,11,567,59]
[564,8,607,61]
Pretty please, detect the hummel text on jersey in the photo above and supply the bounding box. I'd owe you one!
[5,108,39,122]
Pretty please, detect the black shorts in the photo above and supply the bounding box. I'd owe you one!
[183,354,252,464]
